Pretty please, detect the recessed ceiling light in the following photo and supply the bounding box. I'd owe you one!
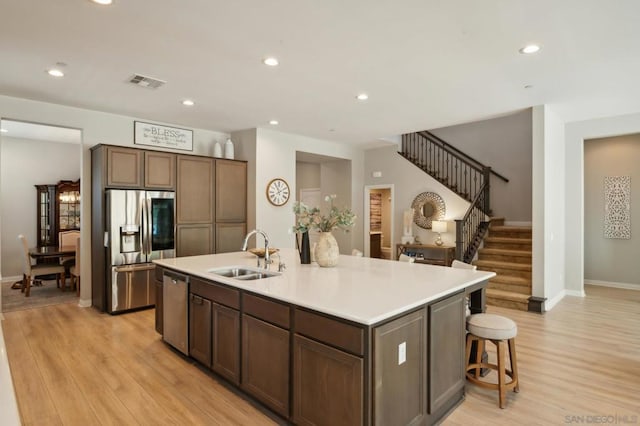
[0,128,7,133]
[269,120,279,125]
[182,99,195,106]
[356,93,369,101]
[519,44,540,54]
[91,0,113,5]
[263,57,279,66]
[47,68,65,77]
[524,84,533,89]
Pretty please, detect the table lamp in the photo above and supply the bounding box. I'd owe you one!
[432,220,447,246]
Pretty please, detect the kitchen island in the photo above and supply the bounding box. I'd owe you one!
[154,248,495,426]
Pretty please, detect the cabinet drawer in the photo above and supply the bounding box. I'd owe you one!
[295,308,364,356]
[243,293,290,329]
[190,277,239,310]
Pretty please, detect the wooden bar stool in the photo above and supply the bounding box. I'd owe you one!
[465,313,520,408]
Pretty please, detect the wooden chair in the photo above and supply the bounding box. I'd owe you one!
[59,230,80,289]
[69,237,81,296]
[18,234,65,297]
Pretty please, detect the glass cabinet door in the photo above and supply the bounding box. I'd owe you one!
[35,184,56,246]
[57,180,81,232]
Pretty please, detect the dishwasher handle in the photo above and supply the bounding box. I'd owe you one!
[163,270,189,285]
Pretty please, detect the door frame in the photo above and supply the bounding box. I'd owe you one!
[363,184,394,258]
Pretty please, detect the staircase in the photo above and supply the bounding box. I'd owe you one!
[474,218,532,311]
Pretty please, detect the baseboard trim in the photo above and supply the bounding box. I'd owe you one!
[564,289,586,297]
[544,290,570,311]
[1,275,22,284]
[78,298,91,308]
[584,279,640,290]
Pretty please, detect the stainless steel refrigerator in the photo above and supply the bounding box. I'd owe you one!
[105,189,175,313]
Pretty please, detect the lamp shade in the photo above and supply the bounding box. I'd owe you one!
[432,220,448,233]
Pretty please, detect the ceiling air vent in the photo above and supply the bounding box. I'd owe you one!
[128,74,166,89]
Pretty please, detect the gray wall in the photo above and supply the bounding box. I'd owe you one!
[584,134,640,286]
[1,136,81,278]
[370,188,391,249]
[296,162,321,199]
[430,109,532,222]
[365,146,471,258]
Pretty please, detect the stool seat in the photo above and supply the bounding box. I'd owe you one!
[465,313,520,408]
[467,313,517,340]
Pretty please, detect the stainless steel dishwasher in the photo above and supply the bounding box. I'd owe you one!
[162,270,189,355]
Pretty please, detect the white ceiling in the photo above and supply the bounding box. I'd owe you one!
[0,120,81,144]
[1,0,639,148]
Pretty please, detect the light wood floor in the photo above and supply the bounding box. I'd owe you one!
[2,285,639,425]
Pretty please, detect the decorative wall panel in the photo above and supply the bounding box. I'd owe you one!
[604,176,631,239]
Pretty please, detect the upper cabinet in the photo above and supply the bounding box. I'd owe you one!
[145,151,176,189]
[105,146,143,188]
[215,159,247,222]
[176,155,214,224]
[102,145,176,190]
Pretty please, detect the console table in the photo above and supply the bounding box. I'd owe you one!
[396,243,456,266]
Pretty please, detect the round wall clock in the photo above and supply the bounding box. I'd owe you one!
[266,178,290,206]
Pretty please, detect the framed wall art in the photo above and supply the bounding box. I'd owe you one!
[134,121,193,151]
[603,176,631,239]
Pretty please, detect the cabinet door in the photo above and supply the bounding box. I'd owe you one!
[242,314,290,417]
[215,160,246,222]
[106,146,143,188]
[373,309,426,426]
[428,291,465,415]
[145,151,176,189]
[176,224,213,257]
[212,302,240,385]
[176,155,214,223]
[189,294,212,368]
[155,280,163,334]
[293,334,363,426]
[215,223,246,254]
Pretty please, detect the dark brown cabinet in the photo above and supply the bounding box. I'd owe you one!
[215,223,246,254]
[176,224,213,256]
[241,293,291,417]
[215,159,247,222]
[293,334,363,426]
[212,302,240,385]
[155,268,163,334]
[374,309,427,425]
[189,294,212,367]
[242,314,290,417]
[428,291,465,416]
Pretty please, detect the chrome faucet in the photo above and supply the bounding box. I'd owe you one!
[241,229,271,269]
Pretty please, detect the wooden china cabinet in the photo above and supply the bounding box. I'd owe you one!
[35,179,80,247]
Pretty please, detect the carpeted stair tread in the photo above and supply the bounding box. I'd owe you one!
[475,260,532,271]
[490,275,530,286]
[486,288,530,302]
[478,248,532,257]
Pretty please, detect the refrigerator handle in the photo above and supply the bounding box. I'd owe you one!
[145,196,152,255]
[141,196,148,256]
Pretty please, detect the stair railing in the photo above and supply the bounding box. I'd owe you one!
[400,131,500,262]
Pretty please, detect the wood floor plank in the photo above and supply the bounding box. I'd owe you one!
[3,284,639,425]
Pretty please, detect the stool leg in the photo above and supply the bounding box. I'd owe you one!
[465,333,474,375]
[508,338,520,392]
[475,337,484,378]
[497,340,506,408]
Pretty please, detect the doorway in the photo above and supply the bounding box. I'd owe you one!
[364,185,394,259]
[0,119,82,313]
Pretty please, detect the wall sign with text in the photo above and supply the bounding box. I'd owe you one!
[134,121,193,151]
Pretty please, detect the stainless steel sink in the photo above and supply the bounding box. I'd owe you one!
[208,266,279,281]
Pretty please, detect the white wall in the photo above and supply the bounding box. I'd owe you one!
[1,94,230,306]
[0,137,81,278]
[565,112,640,296]
[584,134,640,287]
[248,128,365,254]
[430,109,533,222]
[364,145,471,256]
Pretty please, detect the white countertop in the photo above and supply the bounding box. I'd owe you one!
[154,248,495,325]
